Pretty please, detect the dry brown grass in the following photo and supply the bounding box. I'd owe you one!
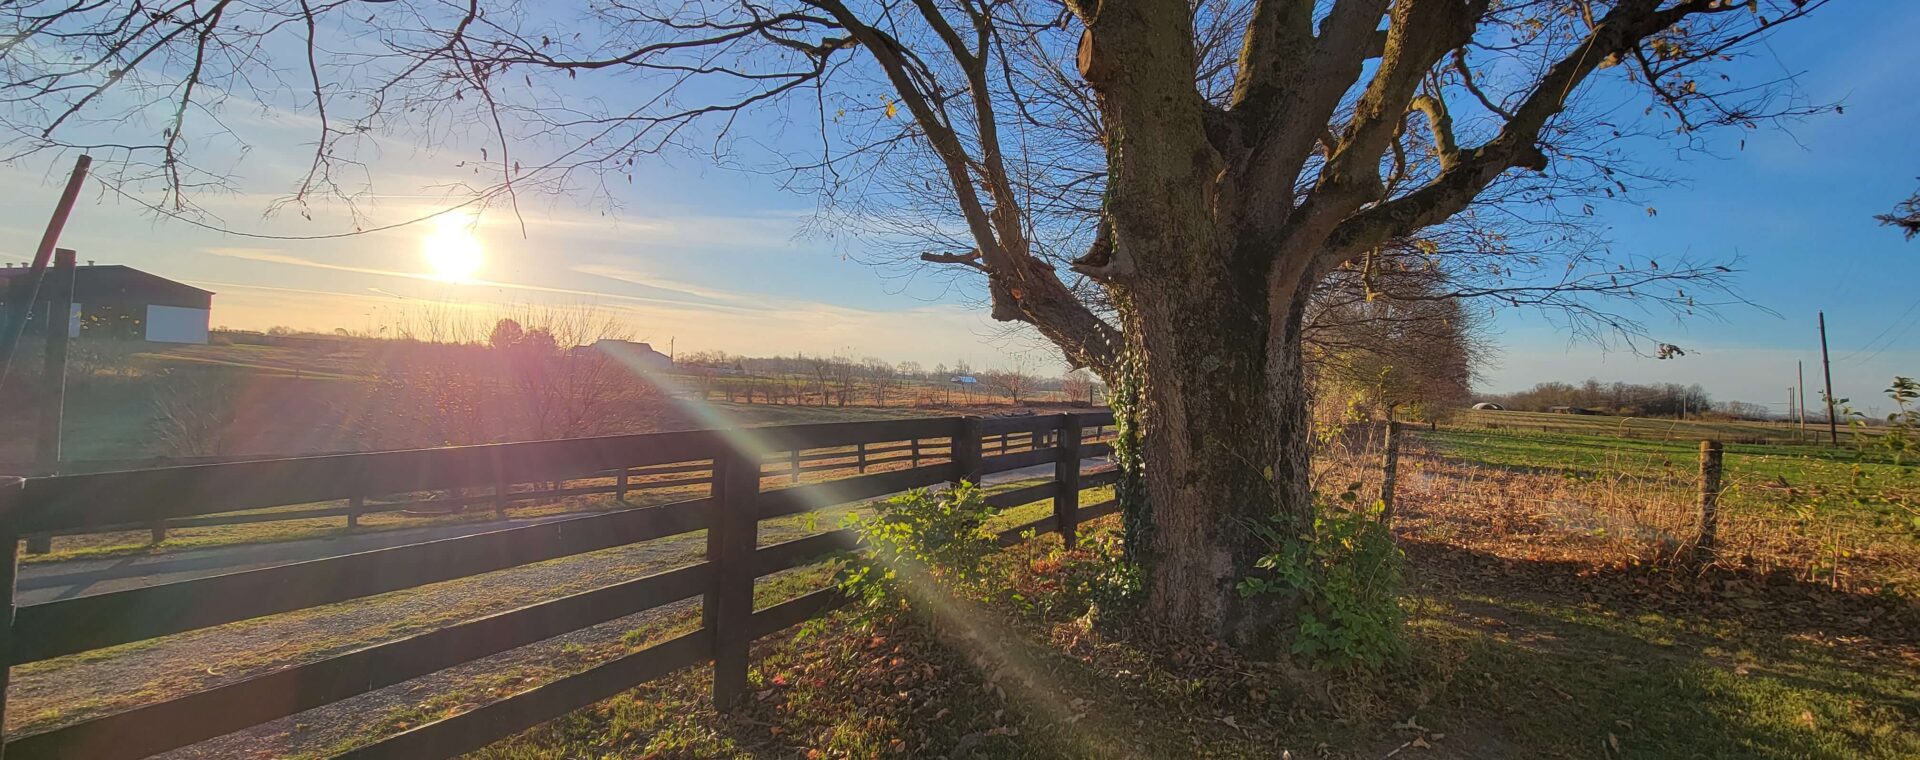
[1354,436,1920,598]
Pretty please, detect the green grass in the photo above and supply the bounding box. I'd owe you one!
[1409,583,1920,759]
[1452,408,1864,444]
[1424,425,1920,530]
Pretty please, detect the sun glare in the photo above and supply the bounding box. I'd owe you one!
[422,212,484,282]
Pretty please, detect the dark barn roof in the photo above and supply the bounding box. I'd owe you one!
[0,265,213,309]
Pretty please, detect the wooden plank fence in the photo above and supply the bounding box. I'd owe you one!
[0,412,1116,759]
[27,418,1113,544]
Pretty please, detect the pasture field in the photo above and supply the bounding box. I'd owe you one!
[1451,408,1878,444]
[1412,417,1920,599]
[1426,424,1919,530]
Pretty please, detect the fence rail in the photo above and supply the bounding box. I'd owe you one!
[25,420,1108,543]
[0,411,1116,759]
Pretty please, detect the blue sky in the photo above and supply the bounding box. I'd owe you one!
[0,2,1914,412]
[1492,1,1920,416]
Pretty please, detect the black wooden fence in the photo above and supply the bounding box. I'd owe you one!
[0,411,1118,759]
[24,421,1108,541]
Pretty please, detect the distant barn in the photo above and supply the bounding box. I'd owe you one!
[0,263,212,344]
[592,339,674,370]
[1471,402,1504,411]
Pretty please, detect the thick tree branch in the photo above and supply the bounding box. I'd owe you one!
[1316,0,1732,273]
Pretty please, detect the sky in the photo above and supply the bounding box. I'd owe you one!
[0,2,1915,414]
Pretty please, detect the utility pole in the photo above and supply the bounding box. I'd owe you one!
[1788,387,1795,429]
[0,155,90,388]
[1819,311,1838,445]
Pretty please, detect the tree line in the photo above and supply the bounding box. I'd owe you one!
[674,351,1103,408]
[1485,380,1716,419]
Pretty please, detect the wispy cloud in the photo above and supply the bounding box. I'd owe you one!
[572,262,770,307]
[201,246,774,313]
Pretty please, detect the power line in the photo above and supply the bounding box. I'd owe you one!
[100,182,486,241]
[1838,295,1920,365]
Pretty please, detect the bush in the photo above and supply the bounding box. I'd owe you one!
[838,483,1001,610]
[1238,486,1406,670]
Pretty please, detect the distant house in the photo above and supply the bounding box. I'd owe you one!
[950,375,978,385]
[0,263,212,344]
[593,339,674,370]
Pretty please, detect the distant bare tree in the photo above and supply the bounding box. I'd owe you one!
[1062,370,1096,406]
[861,357,899,406]
[493,307,634,440]
[150,370,239,457]
[1308,251,1486,422]
[981,368,1035,406]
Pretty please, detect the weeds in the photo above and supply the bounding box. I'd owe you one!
[1239,486,1406,670]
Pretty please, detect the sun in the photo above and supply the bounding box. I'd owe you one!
[422,211,484,282]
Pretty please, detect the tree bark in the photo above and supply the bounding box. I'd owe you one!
[1113,232,1315,652]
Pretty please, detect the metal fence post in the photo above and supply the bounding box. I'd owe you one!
[1054,414,1083,548]
[707,448,759,709]
[1695,440,1724,556]
[1379,421,1402,524]
[35,249,74,473]
[954,417,984,486]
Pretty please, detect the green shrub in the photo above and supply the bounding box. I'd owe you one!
[837,483,1001,610]
[1238,486,1405,670]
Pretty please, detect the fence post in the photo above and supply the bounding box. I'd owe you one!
[1379,421,1402,524]
[347,495,363,530]
[0,476,24,753]
[856,442,867,473]
[616,467,630,503]
[954,417,984,486]
[788,449,801,484]
[910,438,921,468]
[494,474,509,521]
[1694,440,1724,556]
[1054,414,1083,548]
[707,448,759,709]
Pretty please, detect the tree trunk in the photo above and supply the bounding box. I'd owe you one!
[1119,260,1314,653]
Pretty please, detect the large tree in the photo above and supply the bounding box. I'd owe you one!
[2,0,1826,648]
